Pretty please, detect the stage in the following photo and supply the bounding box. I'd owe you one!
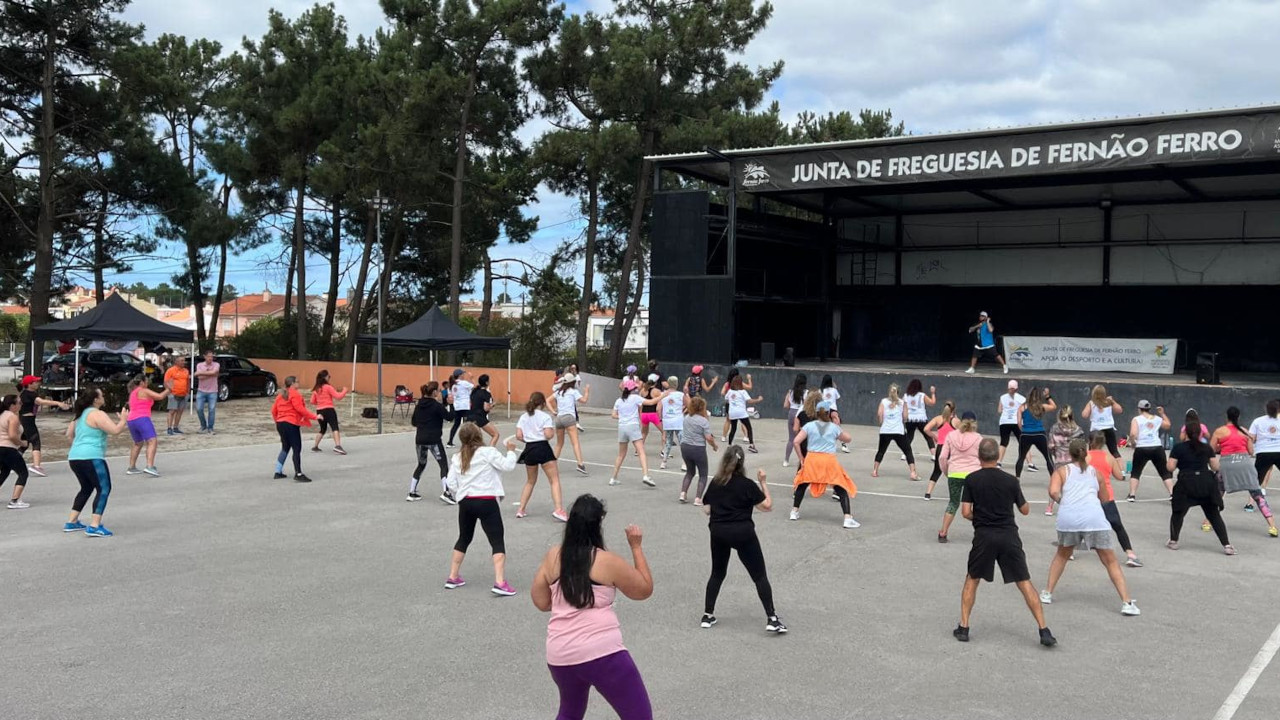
[657,359,1279,424]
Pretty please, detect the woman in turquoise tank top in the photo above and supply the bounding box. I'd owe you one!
[65,388,128,537]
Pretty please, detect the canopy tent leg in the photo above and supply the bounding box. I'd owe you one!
[73,340,80,397]
[506,349,512,419]
[430,350,435,382]
[349,346,358,418]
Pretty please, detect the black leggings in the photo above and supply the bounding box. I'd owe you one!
[1171,499,1229,545]
[1131,446,1171,480]
[929,443,946,483]
[904,420,935,454]
[275,421,303,474]
[704,521,775,617]
[1014,433,1053,476]
[1257,452,1280,482]
[447,410,470,444]
[69,459,111,516]
[874,434,913,464]
[454,497,505,555]
[999,423,1021,447]
[1096,427,1121,458]
[794,484,851,515]
[1101,500,1133,552]
[411,441,448,494]
[0,446,29,488]
[728,418,754,445]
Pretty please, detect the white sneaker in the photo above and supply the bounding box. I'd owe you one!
[1003,365,1009,374]
[1121,601,1141,616]
[659,462,667,470]
[720,436,727,443]
[841,444,850,454]
[788,509,799,521]
[964,367,975,375]
[680,464,686,472]
[899,453,906,461]
[7,499,30,509]
[843,517,860,529]
[1039,590,1053,604]
[782,460,789,468]
[642,475,655,487]
[608,477,620,486]
[1028,463,1039,472]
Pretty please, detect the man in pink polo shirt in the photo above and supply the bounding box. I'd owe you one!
[193,349,221,434]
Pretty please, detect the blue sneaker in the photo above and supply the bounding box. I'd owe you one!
[63,521,86,533]
[84,525,114,538]
[172,428,184,435]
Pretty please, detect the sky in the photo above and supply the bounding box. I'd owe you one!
[111,0,1280,304]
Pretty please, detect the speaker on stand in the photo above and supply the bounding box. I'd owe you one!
[1196,352,1219,385]
[760,342,775,367]
[782,347,796,368]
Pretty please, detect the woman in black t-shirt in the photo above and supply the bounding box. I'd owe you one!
[470,374,499,447]
[1167,421,1234,554]
[700,445,786,634]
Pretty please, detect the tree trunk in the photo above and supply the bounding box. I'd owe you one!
[322,199,341,359]
[615,253,646,362]
[92,188,108,302]
[185,231,208,347]
[575,138,600,371]
[29,13,58,371]
[342,206,376,362]
[293,181,308,360]
[448,67,478,321]
[607,128,656,374]
[208,182,232,349]
[283,242,295,326]
[479,253,493,335]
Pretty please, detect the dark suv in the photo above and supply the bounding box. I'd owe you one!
[212,354,277,401]
[44,350,143,384]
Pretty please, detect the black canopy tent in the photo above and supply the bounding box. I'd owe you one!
[353,305,513,428]
[31,293,195,394]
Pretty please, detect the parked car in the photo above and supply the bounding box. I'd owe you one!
[213,354,277,401]
[7,351,55,368]
[44,350,143,384]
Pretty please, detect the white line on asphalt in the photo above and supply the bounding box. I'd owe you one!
[1213,620,1280,720]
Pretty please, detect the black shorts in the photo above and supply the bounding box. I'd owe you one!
[317,408,340,434]
[471,414,491,429]
[999,423,1021,447]
[1258,452,1280,480]
[518,441,556,466]
[973,346,999,362]
[20,415,40,451]
[1131,446,1170,480]
[968,529,1030,584]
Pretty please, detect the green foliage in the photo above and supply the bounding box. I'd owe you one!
[511,265,580,370]
[0,313,29,343]
[226,314,326,360]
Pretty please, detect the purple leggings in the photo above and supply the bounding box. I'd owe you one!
[548,650,652,720]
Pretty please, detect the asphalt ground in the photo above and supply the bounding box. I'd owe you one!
[3,414,1279,720]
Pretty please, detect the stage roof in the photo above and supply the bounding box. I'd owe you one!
[650,105,1280,218]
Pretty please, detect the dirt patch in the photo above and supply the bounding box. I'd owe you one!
[20,393,491,462]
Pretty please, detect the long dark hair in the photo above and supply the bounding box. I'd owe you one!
[791,374,807,404]
[1,394,16,413]
[1027,387,1046,419]
[312,369,330,393]
[1268,399,1280,419]
[526,392,546,416]
[1185,420,1210,456]
[906,378,922,396]
[559,494,607,609]
[1227,406,1248,437]
[821,374,834,390]
[72,388,101,419]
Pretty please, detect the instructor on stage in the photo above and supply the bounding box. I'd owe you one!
[966,311,1008,375]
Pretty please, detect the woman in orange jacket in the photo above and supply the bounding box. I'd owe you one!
[272,376,318,482]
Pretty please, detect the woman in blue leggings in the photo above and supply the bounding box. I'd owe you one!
[65,388,128,537]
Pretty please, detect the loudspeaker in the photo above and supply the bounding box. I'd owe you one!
[760,342,775,366]
[1196,352,1219,385]
[782,347,796,367]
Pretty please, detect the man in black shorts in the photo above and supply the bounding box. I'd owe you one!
[955,438,1056,647]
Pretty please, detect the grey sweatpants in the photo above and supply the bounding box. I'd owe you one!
[681,444,709,498]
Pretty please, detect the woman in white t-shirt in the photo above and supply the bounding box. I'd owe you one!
[515,392,566,522]
[659,376,686,471]
[872,383,918,480]
[725,375,764,453]
[1081,384,1124,458]
[995,379,1026,466]
[781,374,807,468]
[820,375,850,453]
[550,375,590,476]
[610,380,655,487]
[1250,399,1280,493]
[902,378,937,461]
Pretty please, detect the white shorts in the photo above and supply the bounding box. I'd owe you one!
[618,424,642,443]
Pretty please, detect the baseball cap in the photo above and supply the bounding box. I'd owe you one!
[979,311,989,317]
[451,368,465,378]
[692,365,704,375]
[817,400,833,412]
[961,410,978,420]
[21,374,40,386]
[1138,399,1152,410]
[1008,380,1018,390]
[626,364,637,374]
[647,373,659,383]
[560,372,577,384]
[622,379,638,391]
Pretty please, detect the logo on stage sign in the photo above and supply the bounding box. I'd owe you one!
[742,162,770,188]
[1153,344,1169,358]
[1008,344,1033,361]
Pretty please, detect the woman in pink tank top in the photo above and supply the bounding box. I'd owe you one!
[532,494,654,720]
[1212,406,1276,536]
[126,375,170,476]
[922,401,957,501]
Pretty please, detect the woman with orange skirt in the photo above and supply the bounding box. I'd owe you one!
[789,400,860,528]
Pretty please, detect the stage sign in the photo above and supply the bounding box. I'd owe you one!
[1004,336,1178,375]
[737,112,1280,192]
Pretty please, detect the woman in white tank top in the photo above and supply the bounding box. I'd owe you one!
[1041,438,1139,616]
[1081,384,1123,458]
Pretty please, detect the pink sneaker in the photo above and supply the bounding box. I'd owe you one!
[552,510,568,522]
[515,509,527,519]
[444,577,466,589]
[492,581,517,596]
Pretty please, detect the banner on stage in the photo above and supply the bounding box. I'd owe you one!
[1004,336,1177,375]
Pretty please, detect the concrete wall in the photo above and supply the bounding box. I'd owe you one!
[615,362,1279,432]
[250,358,554,410]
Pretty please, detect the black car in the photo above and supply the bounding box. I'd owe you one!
[44,350,143,384]
[212,354,277,401]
